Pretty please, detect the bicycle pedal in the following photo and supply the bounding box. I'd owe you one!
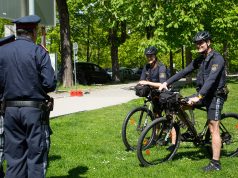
[180,131,193,141]
[221,132,231,144]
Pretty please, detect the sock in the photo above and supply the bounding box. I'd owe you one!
[211,159,220,165]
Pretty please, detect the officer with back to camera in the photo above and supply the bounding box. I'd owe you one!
[0,34,15,178]
[159,31,227,171]
[0,15,56,178]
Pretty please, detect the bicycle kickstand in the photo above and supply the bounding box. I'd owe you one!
[229,148,238,157]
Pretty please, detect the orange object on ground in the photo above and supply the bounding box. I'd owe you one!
[70,90,83,97]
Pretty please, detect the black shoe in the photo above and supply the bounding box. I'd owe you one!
[202,161,221,172]
[166,144,176,151]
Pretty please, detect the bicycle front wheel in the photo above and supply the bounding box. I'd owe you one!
[220,112,238,157]
[137,117,180,166]
[122,106,154,151]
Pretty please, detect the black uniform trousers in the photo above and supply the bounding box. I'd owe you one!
[4,107,50,178]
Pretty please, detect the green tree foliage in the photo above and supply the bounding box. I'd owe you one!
[3,0,234,84]
[0,18,11,37]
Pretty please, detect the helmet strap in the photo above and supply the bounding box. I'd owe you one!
[199,41,211,56]
[150,59,157,68]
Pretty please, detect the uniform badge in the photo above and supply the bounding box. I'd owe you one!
[211,64,219,72]
[160,73,166,78]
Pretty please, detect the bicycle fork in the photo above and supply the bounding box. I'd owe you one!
[138,104,153,131]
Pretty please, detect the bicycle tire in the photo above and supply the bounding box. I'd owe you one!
[137,117,180,166]
[220,112,238,157]
[122,106,154,151]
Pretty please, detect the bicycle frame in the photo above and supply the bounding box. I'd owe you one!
[137,90,238,166]
[166,98,236,147]
[159,92,211,145]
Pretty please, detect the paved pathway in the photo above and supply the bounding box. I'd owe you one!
[49,82,139,118]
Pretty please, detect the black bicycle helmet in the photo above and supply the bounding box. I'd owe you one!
[144,46,158,55]
[193,31,211,43]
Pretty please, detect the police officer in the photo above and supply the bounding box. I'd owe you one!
[0,34,15,178]
[0,15,56,178]
[138,46,168,114]
[159,31,227,171]
[139,46,168,87]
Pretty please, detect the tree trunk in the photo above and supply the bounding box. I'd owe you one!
[169,50,174,76]
[145,26,154,39]
[56,0,73,87]
[223,41,229,73]
[109,26,120,81]
[181,45,185,69]
[109,20,128,82]
[185,47,193,83]
[97,44,100,65]
[121,20,127,43]
[87,24,90,62]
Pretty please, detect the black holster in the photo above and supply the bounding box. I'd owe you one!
[215,86,229,101]
[40,97,54,125]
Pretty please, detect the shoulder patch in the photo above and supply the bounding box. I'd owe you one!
[38,44,49,52]
[160,72,166,78]
[211,64,219,72]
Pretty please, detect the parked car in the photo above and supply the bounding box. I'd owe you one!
[132,67,143,79]
[119,67,139,81]
[76,62,111,85]
[104,68,113,79]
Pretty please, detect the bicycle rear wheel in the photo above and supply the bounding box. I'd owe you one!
[122,106,154,151]
[137,117,180,166]
[220,112,238,157]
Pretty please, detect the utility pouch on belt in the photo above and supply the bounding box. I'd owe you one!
[41,97,54,112]
[215,86,229,100]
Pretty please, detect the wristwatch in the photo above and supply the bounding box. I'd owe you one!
[197,94,204,99]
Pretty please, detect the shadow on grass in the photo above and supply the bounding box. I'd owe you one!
[173,147,211,161]
[49,154,62,161]
[137,147,212,167]
[48,165,89,178]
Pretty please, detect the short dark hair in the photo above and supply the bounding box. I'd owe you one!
[16,28,34,38]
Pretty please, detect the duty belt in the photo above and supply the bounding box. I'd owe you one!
[5,100,44,109]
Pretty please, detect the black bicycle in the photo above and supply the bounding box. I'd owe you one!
[122,88,194,151]
[137,90,238,166]
[121,88,157,151]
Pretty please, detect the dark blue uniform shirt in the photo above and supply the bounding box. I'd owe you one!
[140,62,167,83]
[166,50,226,97]
[0,37,56,100]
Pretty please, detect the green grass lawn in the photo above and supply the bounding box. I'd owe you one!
[47,79,238,178]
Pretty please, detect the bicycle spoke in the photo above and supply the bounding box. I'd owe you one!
[122,107,154,151]
[137,117,180,166]
[220,113,238,157]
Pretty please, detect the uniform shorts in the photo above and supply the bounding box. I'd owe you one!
[206,96,225,121]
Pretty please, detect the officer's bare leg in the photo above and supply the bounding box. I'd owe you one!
[171,127,176,144]
[208,120,221,160]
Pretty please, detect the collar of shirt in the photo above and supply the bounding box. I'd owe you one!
[16,36,34,43]
[204,50,214,62]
